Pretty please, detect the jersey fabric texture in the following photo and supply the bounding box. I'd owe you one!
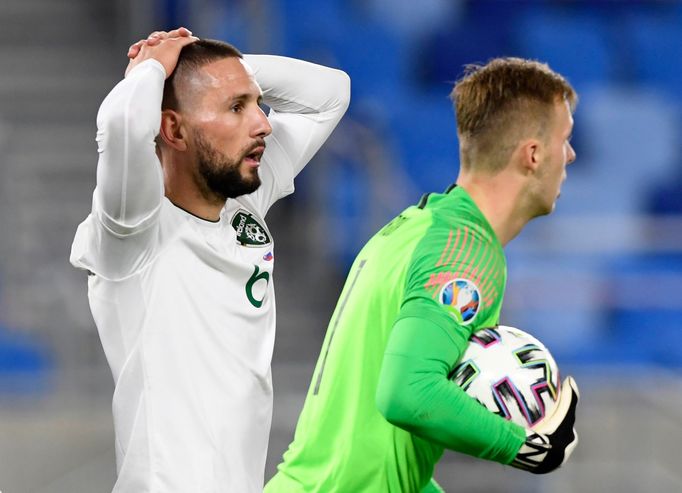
[266,186,525,493]
[70,56,349,492]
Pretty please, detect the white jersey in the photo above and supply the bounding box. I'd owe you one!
[70,56,349,492]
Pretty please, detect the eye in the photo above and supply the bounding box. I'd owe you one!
[231,103,244,113]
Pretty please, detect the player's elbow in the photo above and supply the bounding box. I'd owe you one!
[317,67,350,115]
[334,70,351,113]
[376,392,415,429]
[376,367,419,429]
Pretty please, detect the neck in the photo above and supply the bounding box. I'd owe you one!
[162,153,225,222]
[456,170,532,246]
[166,189,225,222]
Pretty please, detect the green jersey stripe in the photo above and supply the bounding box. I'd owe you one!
[441,228,461,267]
[448,225,470,269]
[435,229,454,267]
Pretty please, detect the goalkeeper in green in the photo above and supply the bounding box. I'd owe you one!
[266,57,580,493]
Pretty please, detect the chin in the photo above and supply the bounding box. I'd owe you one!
[243,174,262,194]
[244,171,261,188]
[544,191,561,215]
[531,201,555,219]
[547,198,559,213]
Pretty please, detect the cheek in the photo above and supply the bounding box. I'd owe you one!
[201,121,243,149]
[195,108,240,130]
[554,146,567,171]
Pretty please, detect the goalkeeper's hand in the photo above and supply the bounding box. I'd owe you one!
[510,376,579,474]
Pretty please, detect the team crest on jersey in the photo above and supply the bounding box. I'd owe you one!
[231,210,271,247]
[439,278,480,325]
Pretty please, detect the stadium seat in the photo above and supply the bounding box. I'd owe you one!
[513,7,614,91]
[624,10,682,101]
[0,325,51,394]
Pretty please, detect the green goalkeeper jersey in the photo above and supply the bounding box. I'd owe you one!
[267,185,525,493]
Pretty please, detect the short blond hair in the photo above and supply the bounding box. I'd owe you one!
[451,57,577,172]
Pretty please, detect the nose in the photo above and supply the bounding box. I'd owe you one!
[251,106,272,139]
[566,142,576,165]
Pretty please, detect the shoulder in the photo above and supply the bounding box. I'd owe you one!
[411,200,495,266]
[403,198,504,320]
[70,199,189,280]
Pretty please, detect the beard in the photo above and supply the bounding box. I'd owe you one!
[193,130,262,201]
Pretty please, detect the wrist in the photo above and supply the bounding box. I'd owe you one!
[510,429,551,473]
[126,58,167,79]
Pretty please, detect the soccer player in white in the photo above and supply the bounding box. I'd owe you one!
[69,28,350,492]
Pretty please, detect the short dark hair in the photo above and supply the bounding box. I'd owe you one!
[162,39,243,111]
[451,57,577,172]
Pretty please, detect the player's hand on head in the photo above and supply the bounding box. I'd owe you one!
[127,28,194,58]
[510,376,580,474]
[125,27,197,78]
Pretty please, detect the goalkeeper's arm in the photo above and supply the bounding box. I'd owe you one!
[375,314,526,464]
[376,312,579,472]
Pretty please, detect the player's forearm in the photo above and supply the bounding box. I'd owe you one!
[376,316,525,464]
[95,59,165,229]
[243,54,350,178]
[244,54,350,117]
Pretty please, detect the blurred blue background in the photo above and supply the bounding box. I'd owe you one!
[0,0,681,491]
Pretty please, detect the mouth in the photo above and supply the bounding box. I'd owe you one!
[243,144,265,168]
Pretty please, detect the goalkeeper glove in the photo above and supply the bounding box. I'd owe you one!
[510,376,579,474]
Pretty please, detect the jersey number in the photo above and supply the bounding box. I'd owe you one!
[313,259,367,395]
[246,265,270,308]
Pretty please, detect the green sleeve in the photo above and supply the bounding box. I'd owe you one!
[420,478,446,493]
[375,303,525,464]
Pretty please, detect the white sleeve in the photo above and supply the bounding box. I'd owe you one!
[239,55,351,217]
[71,59,166,279]
[94,58,166,234]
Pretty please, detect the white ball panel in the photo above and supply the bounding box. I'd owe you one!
[451,325,560,428]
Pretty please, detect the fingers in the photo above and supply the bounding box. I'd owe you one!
[166,27,193,39]
[148,27,192,43]
[534,376,579,435]
[565,375,580,400]
[125,33,200,79]
[561,429,579,466]
[127,27,195,59]
[127,40,144,59]
[146,31,166,46]
[555,376,579,418]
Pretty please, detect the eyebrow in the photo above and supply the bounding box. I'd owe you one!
[229,93,264,105]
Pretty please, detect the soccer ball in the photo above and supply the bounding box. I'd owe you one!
[450,325,560,428]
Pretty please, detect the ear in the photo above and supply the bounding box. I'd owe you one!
[519,138,543,174]
[159,110,188,152]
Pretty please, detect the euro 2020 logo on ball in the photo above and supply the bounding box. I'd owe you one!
[439,279,480,325]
